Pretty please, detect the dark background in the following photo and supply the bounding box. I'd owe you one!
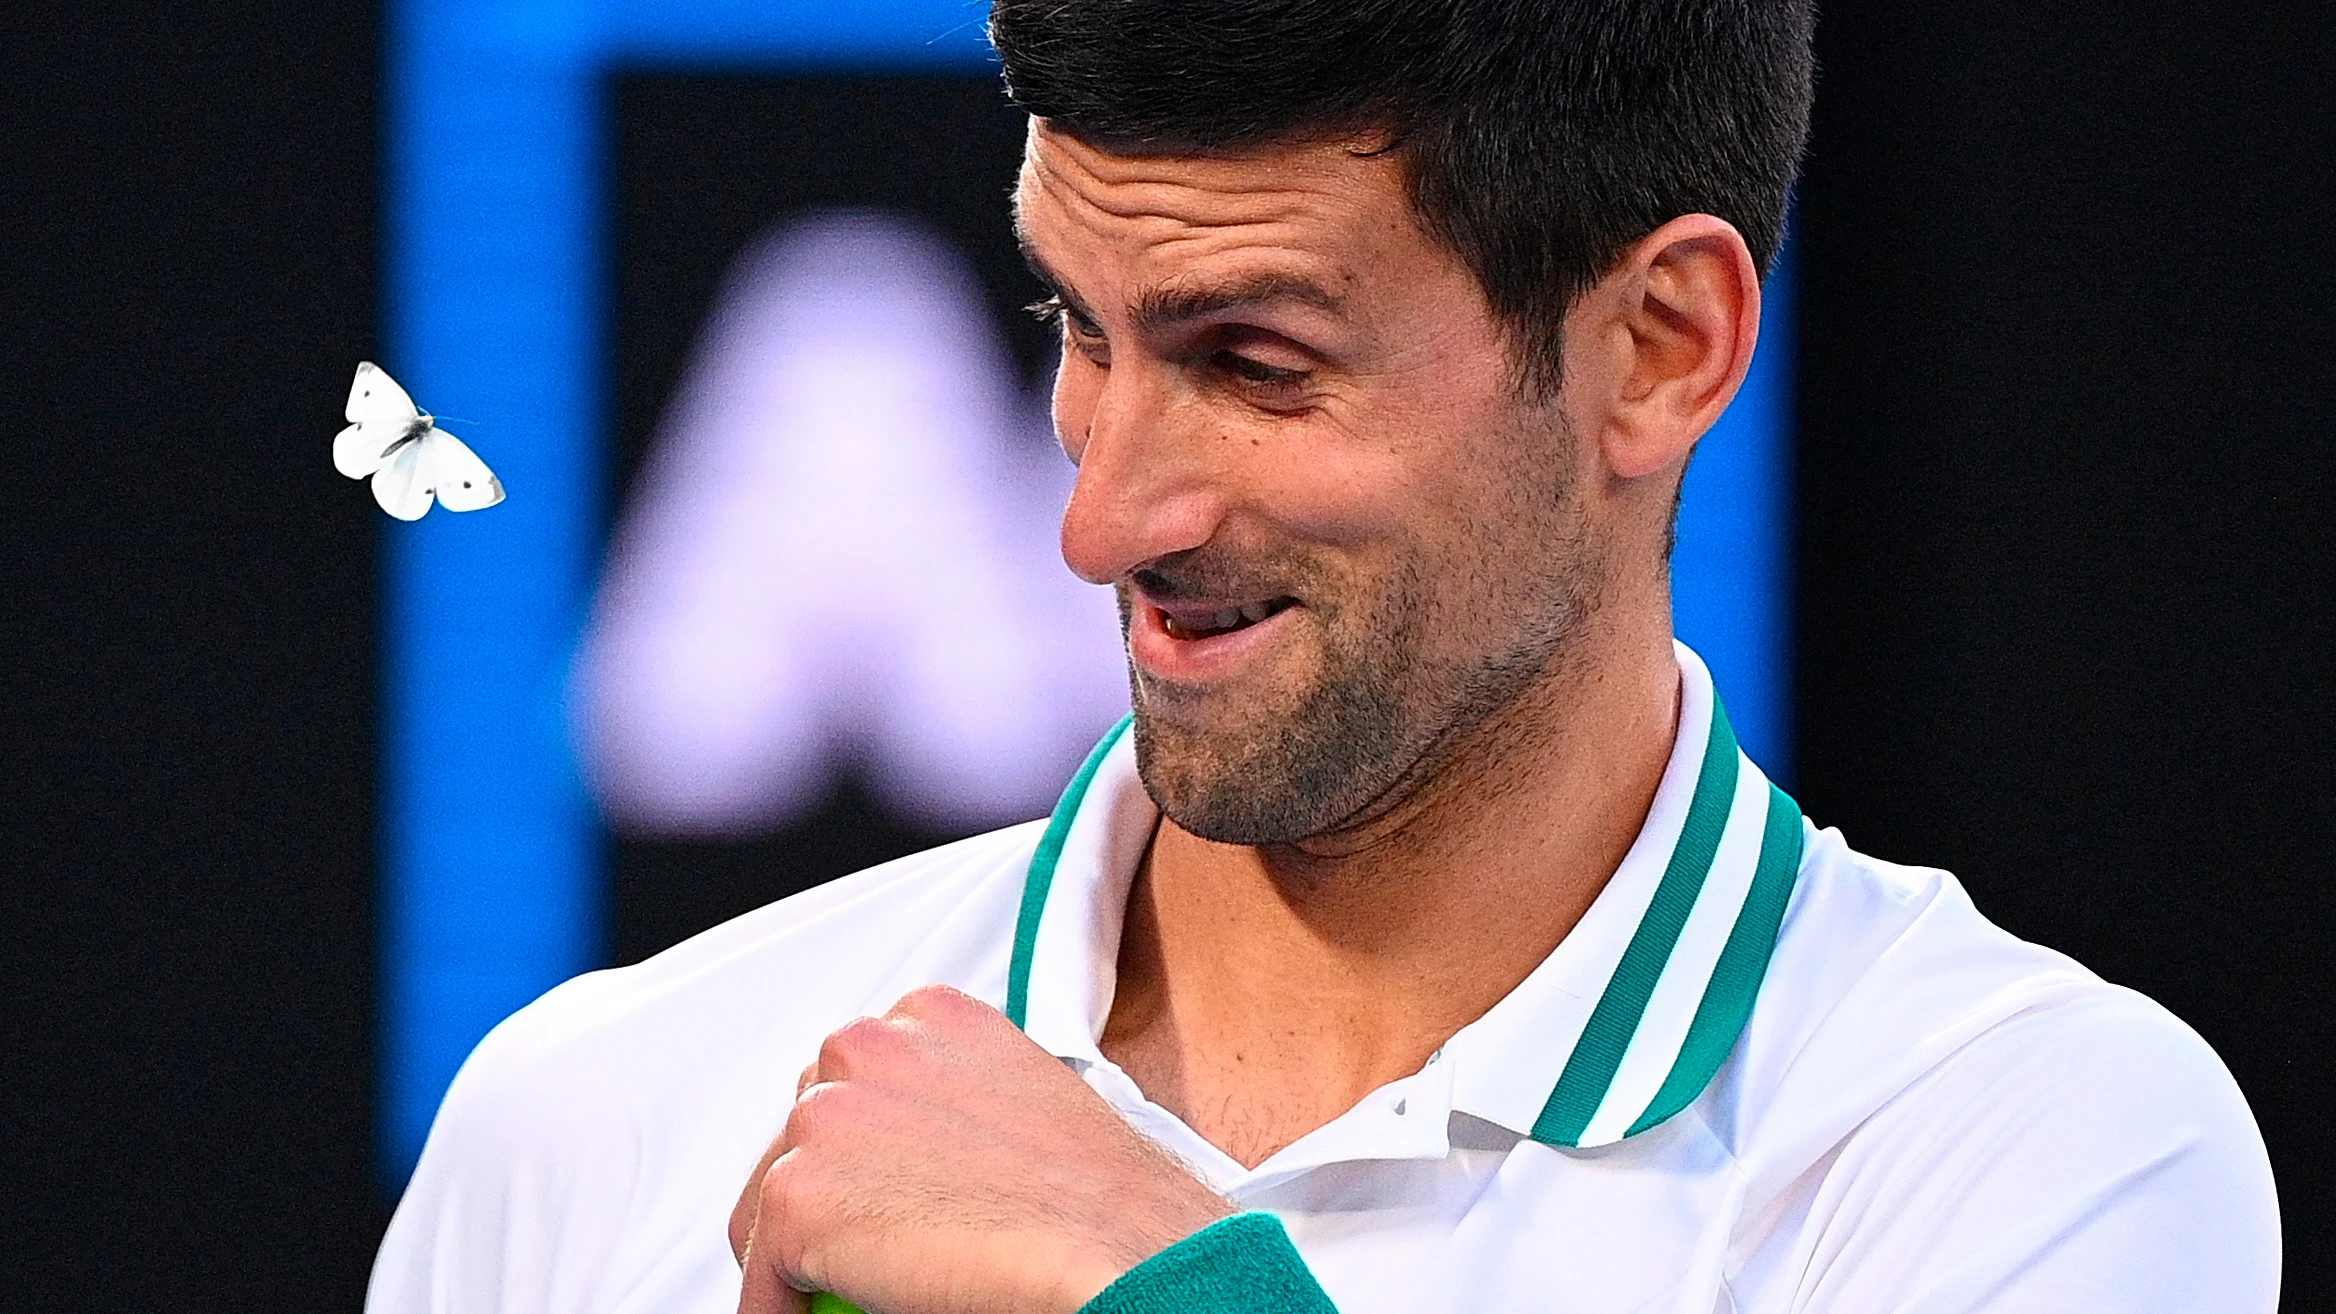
[3,2,2329,1310]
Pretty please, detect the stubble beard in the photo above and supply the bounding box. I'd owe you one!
[1121,445,1602,848]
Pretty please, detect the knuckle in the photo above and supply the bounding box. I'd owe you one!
[758,1154,799,1217]
[785,1073,872,1144]
[785,1081,836,1139]
[819,1014,897,1068]
[896,982,974,1020]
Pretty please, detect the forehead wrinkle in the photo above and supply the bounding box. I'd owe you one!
[1048,178,1330,261]
[1028,127,1361,236]
[1030,190,1320,298]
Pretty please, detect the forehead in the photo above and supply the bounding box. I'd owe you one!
[1014,123,1422,293]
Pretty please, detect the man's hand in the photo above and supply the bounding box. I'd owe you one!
[729,985,1233,1314]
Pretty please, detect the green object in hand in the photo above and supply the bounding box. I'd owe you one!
[808,1294,866,1314]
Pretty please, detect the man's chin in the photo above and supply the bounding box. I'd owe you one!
[1127,694,1377,847]
[1129,705,1286,845]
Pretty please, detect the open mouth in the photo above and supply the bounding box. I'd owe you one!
[1158,597,1297,641]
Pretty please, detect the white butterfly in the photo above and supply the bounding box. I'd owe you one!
[334,361,506,520]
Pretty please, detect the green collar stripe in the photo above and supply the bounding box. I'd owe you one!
[1624,781,1806,1138]
[1010,689,1804,1150]
[1531,700,1743,1147]
[1006,713,1132,1030]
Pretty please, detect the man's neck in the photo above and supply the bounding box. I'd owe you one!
[1098,621,1681,1170]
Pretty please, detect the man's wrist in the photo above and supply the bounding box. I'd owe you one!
[1058,1196,1238,1312]
[1075,1213,1337,1314]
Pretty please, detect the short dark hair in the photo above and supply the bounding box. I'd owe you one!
[990,0,1815,392]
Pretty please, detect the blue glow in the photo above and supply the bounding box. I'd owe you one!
[602,0,997,65]
[380,5,603,1184]
[380,0,999,1187]
[380,0,1794,1186]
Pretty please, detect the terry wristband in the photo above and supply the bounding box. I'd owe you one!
[1078,1212,1340,1314]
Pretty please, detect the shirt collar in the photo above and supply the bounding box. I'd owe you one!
[1006,642,1805,1151]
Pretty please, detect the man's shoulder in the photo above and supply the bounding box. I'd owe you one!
[1718,825,2279,1307]
[438,819,1048,1144]
[369,823,1054,1312]
[1733,821,2269,1190]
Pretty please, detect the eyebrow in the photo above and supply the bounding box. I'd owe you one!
[1134,273,1346,332]
[1019,235,1346,335]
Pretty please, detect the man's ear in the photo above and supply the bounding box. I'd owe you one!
[1565,214,1762,482]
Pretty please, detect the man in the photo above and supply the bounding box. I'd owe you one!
[369,1,2281,1310]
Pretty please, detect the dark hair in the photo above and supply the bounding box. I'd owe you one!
[990,0,1815,392]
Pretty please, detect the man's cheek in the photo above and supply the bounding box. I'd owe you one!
[1250,475,1413,554]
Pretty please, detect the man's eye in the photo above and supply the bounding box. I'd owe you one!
[1219,352,1306,387]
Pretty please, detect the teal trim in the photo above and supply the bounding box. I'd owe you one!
[1005,715,1134,1029]
[1624,781,1806,1138]
[1532,698,1742,1146]
[1078,1213,1338,1314]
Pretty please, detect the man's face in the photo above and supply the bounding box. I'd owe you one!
[1016,124,1610,845]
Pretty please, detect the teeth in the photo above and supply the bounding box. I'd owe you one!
[1162,601,1283,639]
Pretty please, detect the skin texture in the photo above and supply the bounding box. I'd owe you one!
[729,986,1232,1314]
[732,120,1761,1313]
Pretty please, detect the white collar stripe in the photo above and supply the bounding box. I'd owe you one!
[1531,697,1747,1147]
[1623,779,1806,1139]
[1574,747,1778,1147]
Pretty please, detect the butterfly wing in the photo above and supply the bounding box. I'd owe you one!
[336,421,405,479]
[370,431,437,520]
[339,362,424,479]
[347,361,420,425]
[423,428,506,512]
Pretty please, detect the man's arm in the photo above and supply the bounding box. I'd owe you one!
[729,986,1342,1314]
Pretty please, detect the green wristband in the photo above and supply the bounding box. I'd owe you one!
[1080,1213,1338,1314]
[804,1214,1333,1314]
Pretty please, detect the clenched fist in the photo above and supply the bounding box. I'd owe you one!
[729,985,1232,1314]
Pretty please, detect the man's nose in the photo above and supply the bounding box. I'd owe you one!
[1057,363,1229,586]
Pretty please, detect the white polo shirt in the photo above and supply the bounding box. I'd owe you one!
[369,645,2279,1314]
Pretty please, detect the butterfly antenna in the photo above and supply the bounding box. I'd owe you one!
[928,2,985,44]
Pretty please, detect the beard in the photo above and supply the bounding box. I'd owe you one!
[1121,452,1602,846]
